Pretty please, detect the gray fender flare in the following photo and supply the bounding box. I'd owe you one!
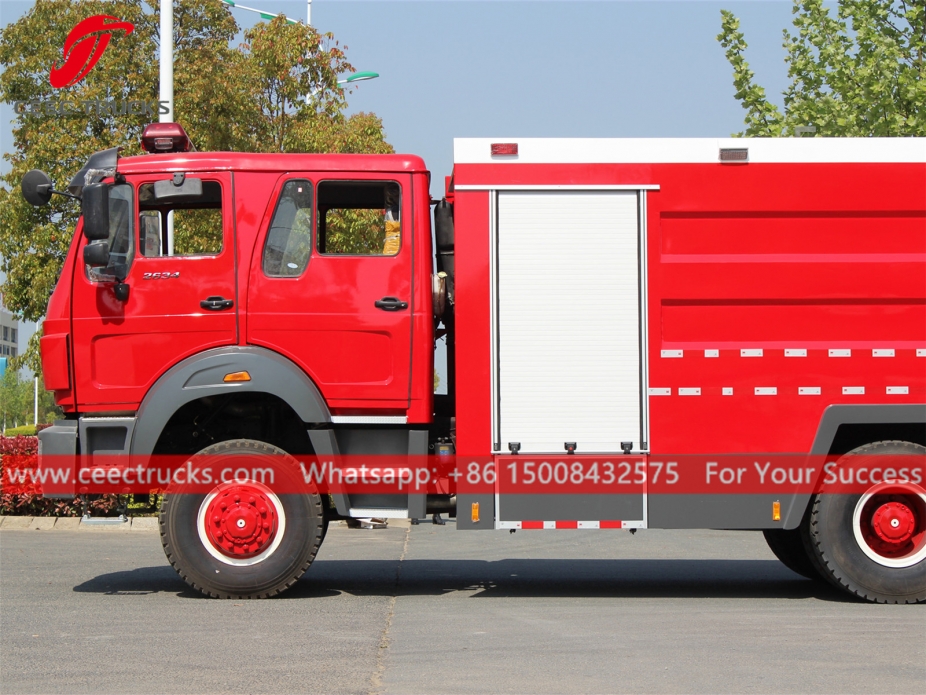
[130,346,330,456]
[780,403,926,528]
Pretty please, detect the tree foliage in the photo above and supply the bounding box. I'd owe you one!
[718,0,925,136]
[0,369,59,429]
[0,0,392,370]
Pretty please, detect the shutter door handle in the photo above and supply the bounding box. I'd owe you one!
[374,297,408,311]
[200,296,234,311]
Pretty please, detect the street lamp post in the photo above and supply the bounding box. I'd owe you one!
[214,1,380,104]
[159,0,173,122]
[218,0,299,25]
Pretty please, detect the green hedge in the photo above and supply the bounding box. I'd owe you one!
[3,424,52,437]
[0,434,121,517]
[4,425,36,436]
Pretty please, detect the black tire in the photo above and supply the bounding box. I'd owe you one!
[801,440,926,604]
[762,528,820,580]
[160,439,324,599]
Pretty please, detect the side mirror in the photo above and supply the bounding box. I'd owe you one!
[21,170,54,207]
[81,183,110,240]
[83,240,111,267]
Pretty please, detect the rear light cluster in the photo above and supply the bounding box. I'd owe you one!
[141,122,194,153]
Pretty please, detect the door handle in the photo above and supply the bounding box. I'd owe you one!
[200,296,234,311]
[374,296,408,311]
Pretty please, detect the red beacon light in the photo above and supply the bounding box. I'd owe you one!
[141,122,194,154]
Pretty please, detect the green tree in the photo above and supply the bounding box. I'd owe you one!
[0,368,32,429]
[0,1,392,370]
[36,375,62,424]
[718,0,925,136]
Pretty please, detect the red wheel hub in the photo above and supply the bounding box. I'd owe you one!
[871,501,915,545]
[856,486,926,562]
[204,484,278,558]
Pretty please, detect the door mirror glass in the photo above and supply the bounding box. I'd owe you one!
[82,183,110,240]
[83,239,111,267]
[21,169,53,207]
[85,183,134,283]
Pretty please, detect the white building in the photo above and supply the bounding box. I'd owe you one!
[0,291,20,359]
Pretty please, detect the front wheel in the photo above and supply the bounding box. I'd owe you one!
[160,439,324,598]
[802,440,926,604]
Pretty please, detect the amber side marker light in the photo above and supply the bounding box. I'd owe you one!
[223,371,251,383]
[472,502,480,523]
[772,500,781,521]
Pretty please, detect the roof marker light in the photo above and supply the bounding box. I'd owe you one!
[719,147,748,163]
[491,143,518,156]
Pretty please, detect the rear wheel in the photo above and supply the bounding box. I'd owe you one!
[160,439,324,598]
[802,440,926,604]
[762,527,820,580]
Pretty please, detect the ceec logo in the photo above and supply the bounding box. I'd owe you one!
[50,15,134,88]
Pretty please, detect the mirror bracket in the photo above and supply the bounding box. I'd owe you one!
[55,189,82,201]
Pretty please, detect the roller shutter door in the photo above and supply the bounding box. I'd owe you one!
[496,191,642,453]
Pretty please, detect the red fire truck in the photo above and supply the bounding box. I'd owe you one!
[22,123,925,603]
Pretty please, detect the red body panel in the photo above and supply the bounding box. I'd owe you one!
[451,160,926,456]
[38,334,70,391]
[41,227,79,407]
[452,190,493,455]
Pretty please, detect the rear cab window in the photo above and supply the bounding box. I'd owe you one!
[317,180,401,256]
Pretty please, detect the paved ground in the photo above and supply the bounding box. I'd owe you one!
[1,521,923,694]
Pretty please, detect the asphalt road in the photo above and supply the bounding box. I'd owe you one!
[1,522,923,695]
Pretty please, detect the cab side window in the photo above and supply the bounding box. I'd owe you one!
[262,180,313,277]
[317,181,401,256]
[138,181,223,257]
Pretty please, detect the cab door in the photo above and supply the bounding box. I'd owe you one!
[247,173,414,413]
[70,172,237,408]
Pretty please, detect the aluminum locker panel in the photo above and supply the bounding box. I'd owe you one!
[496,191,641,453]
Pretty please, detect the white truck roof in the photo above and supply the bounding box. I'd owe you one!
[453,137,926,164]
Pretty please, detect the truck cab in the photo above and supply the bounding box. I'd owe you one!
[38,124,441,510]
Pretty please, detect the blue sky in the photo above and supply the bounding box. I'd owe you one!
[1,0,803,192]
[1,0,802,350]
